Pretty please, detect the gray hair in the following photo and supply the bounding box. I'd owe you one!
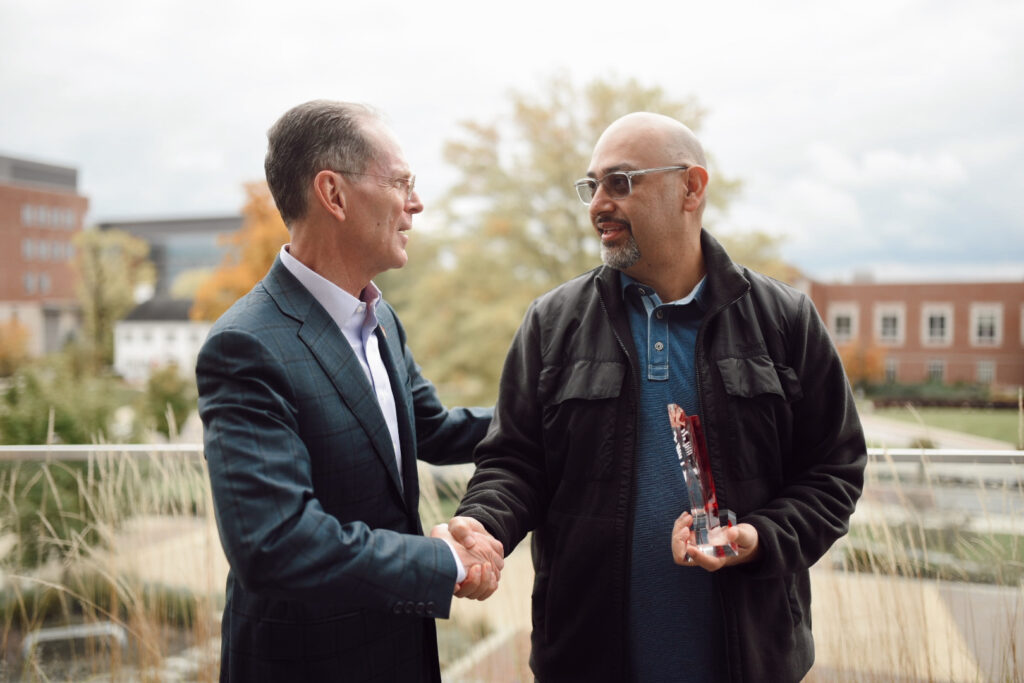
[264,100,381,225]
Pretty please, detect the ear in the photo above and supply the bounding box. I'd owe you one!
[312,169,347,221]
[681,166,710,213]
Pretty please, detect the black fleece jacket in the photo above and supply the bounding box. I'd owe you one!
[458,230,866,682]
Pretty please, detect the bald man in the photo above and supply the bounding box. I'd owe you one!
[448,113,866,682]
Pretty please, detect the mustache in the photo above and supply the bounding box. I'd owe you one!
[594,213,630,229]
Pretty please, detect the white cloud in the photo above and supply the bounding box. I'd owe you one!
[0,0,1021,280]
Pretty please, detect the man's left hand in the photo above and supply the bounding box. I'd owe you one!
[671,512,760,571]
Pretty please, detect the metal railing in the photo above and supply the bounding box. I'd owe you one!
[2,443,1020,461]
[0,443,204,461]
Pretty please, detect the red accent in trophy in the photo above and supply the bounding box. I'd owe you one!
[668,403,738,559]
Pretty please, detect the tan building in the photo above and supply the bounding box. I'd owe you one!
[0,154,88,355]
[806,278,1024,390]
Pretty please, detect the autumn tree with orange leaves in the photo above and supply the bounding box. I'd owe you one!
[838,341,886,389]
[191,182,289,321]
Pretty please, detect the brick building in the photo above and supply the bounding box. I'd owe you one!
[805,278,1024,390]
[0,154,89,355]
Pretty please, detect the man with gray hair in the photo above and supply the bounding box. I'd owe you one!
[197,100,501,682]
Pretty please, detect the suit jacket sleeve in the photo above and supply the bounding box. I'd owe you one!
[380,302,493,467]
[198,324,459,617]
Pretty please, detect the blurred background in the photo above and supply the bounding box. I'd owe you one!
[1,1,1022,680]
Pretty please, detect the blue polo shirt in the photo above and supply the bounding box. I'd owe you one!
[621,273,720,682]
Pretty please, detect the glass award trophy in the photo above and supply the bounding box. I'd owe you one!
[668,403,738,558]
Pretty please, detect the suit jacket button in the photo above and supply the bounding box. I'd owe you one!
[404,602,414,614]
[415,602,425,615]
[426,601,435,616]
[392,603,403,614]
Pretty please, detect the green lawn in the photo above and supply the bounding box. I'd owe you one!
[867,404,1023,446]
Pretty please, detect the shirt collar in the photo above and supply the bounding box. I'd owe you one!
[279,244,381,334]
[619,272,708,311]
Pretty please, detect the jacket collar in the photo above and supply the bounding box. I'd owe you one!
[594,228,750,319]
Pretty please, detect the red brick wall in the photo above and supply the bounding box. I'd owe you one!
[808,280,1024,388]
[0,183,88,303]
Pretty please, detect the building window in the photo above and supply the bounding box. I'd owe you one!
[884,358,898,384]
[22,239,33,261]
[23,273,36,294]
[970,303,1003,347]
[874,303,905,346]
[976,361,995,385]
[828,303,859,344]
[38,273,51,294]
[835,315,852,340]
[927,360,945,383]
[21,204,33,226]
[921,303,953,347]
[881,315,898,340]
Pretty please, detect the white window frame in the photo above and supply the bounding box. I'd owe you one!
[926,359,945,383]
[874,303,906,346]
[976,360,995,385]
[969,303,1003,348]
[920,302,954,347]
[828,302,859,344]
[884,357,898,384]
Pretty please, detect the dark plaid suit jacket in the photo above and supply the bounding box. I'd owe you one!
[197,257,492,682]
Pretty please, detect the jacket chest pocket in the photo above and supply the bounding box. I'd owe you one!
[540,360,625,481]
[715,355,802,481]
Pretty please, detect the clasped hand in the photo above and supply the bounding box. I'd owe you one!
[430,516,504,600]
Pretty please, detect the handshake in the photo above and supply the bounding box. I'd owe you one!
[431,516,504,601]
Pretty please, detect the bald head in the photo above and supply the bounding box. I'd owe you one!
[594,112,707,169]
[585,112,710,294]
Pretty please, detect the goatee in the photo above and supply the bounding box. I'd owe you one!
[601,234,641,271]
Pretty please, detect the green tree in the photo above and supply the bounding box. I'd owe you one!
[717,229,803,283]
[380,75,750,405]
[0,356,136,445]
[73,228,155,371]
[144,363,196,439]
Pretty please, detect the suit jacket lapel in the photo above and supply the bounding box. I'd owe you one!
[262,258,404,497]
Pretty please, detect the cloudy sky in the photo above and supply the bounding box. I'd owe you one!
[2,0,1022,282]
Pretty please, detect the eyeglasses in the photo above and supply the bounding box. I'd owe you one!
[338,171,417,201]
[573,165,689,205]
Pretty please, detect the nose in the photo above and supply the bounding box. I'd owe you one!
[588,183,615,219]
[407,189,424,214]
